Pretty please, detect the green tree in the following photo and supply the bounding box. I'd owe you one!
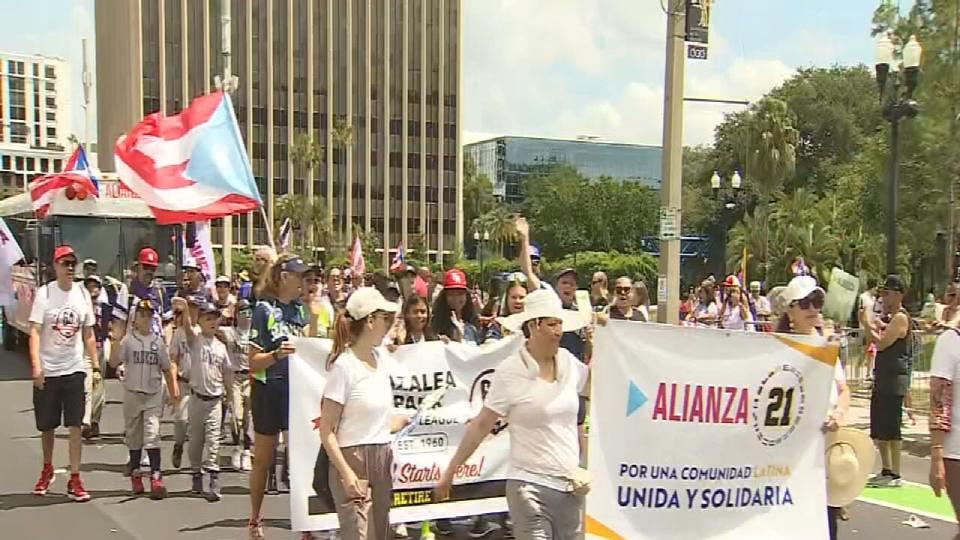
[275,194,332,255]
[463,156,496,231]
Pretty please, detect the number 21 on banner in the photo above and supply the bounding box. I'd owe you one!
[751,365,806,447]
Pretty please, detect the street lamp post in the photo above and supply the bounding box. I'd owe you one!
[474,229,489,282]
[875,33,922,275]
[710,170,742,279]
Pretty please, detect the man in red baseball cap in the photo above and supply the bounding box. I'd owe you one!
[29,245,98,502]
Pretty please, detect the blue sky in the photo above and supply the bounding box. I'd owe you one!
[0,0,909,149]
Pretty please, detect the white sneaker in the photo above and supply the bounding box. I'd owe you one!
[231,448,243,471]
[394,524,409,539]
[140,453,150,467]
[241,450,253,471]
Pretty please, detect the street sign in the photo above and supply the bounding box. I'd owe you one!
[687,44,708,60]
[685,0,711,44]
[658,207,681,241]
[657,276,668,303]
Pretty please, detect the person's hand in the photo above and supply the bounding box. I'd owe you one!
[434,469,455,501]
[116,364,126,381]
[515,217,530,239]
[169,385,181,405]
[275,340,296,360]
[171,297,188,312]
[584,324,595,342]
[821,411,841,433]
[386,343,399,353]
[341,471,367,500]
[451,311,465,335]
[439,335,451,345]
[31,366,45,389]
[92,370,103,387]
[931,456,947,497]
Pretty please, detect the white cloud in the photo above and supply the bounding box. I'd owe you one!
[463,1,798,148]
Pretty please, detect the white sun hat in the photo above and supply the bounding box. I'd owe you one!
[498,288,590,334]
[825,428,875,507]
[346,287,399,320]
[782,275,825,305]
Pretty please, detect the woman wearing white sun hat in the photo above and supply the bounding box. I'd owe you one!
[777,275,857,539]
[435,289,591,539]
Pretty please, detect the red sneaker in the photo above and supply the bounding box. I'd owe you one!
[149,475,167,500]
[32,464,54,496]
[131,472,145,495]
[67,475,91,502]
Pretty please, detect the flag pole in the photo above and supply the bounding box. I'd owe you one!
[259,206,276,251]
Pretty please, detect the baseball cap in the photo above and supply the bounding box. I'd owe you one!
[554,267,578,281]
[84,274,102,286]
[529,244,542,261]
[54,245,76,262]
[749,281,762,291]
[443,269,468,290]
[724,275,742,289]
[280,256,309,273]
[83,258,97,267]
[883,274,906,293]
[183,257,202,271]
[138,247,159,267]
[214,275,231,285]
[197,301,220,315]
[346,287,399,320]
[135,298,155,313]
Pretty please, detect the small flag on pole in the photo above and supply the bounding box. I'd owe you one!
[349,236,366,277]
[278,218,292,250]
[389,241,405,273]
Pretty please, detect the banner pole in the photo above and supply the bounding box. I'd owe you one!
[259,205,276,251]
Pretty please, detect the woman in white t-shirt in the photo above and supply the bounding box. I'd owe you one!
[777,276,851,540]
[435,289,590,540]
[929,327,960,529]
[318,287,407,540]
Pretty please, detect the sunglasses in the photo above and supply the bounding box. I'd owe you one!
[790,294,824,311]
[592,279,606,285]
[58,259,78,268]
[614,287,631,295]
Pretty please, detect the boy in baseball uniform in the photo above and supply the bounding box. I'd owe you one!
[109,299,179,499]
[173,297,230,502]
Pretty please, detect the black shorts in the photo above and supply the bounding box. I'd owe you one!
[33,371,86,431]
[252,379,289,436]
[869,391,903,441]
[577,395,588,426]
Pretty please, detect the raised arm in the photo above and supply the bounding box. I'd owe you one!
[515,217,542,291]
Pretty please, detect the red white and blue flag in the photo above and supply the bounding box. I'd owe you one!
[349,236,366,277]
[389,241,405,273]
[29,144,100,218]
[114,91,261,224]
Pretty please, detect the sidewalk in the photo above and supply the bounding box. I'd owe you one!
[846,393,929,457]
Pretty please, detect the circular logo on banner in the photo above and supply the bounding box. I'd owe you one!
[751,364,806,447]
[469,369,508,436]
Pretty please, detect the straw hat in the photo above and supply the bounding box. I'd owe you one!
[498,289,590,334]
[825,428,875,507]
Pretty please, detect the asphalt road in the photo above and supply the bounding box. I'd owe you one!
[0,345,954,540]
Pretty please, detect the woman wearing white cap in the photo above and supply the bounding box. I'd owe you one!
[435,289,591,539]
[777,276,856,539]
[318,287,410,540]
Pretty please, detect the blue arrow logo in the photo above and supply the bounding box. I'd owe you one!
[627,381,647,416]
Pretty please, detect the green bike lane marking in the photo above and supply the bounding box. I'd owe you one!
[858,481,956,523]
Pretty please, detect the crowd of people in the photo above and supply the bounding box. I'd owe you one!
[22,213,960,540]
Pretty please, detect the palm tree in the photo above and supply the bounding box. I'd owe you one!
[478,206,518,257]
[742,98,798,199]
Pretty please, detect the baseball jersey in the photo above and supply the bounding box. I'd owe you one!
[29,282,95,377]
[189,334,229,398]
[220,326,250,372]
[171,325,200,377]
[117,331,170,394]
[114,279,170,336]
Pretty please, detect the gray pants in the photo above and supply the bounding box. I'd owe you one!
[188,393,222,472]
[172,389,190,445]
[123,389,163,449]
[329,444,393,540]
[505,479,584,540]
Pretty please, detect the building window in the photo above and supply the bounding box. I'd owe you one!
[45,65,55,79]
[1,156,10,169]
[26,157,35,171]
[53,159,61,171]
[45,97,56,108]
[15,157,24,170]
[46,111,55,122]
[45,81,55,92]
[40,158,48,172]
[46,127,56,139]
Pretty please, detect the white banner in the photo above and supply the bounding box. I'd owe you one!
[586,322,837,540]
[0,217,25,306]
[289,337,521,532]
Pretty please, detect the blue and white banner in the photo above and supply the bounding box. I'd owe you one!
[586,322,838,540]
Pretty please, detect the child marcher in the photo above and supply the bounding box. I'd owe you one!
[173,297,231,502]
[109,299,179,499]
[221,299,254,471]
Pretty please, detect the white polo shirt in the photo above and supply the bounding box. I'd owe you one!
[484,345,588,492]
[931,330,960,459]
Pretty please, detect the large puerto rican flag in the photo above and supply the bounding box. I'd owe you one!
[114,91,261,224]
[29,144,100,218]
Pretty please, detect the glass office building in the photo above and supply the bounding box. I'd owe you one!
[96,0,463,262]
[465,136,662,203]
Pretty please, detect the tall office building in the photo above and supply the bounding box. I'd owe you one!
[466,136,662,204]
[0,52,71,191]
[96,0,463,262]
